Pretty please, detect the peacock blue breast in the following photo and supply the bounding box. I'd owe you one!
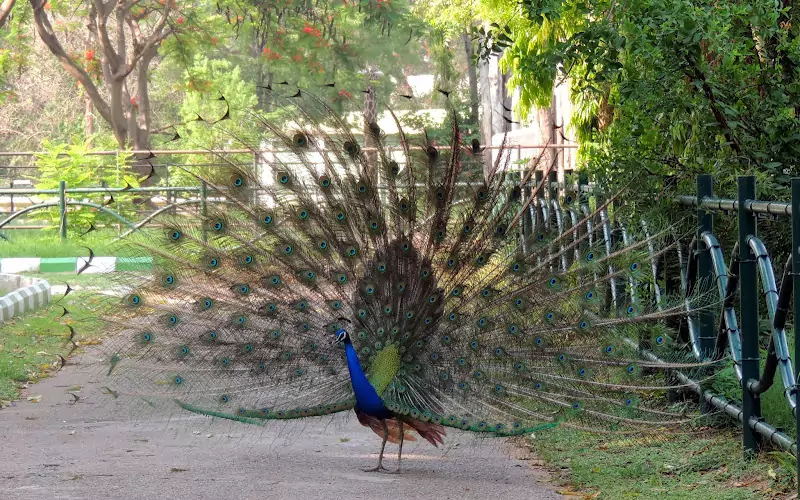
[344,340,389,418]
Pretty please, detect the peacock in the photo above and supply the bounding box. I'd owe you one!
[72,87,721,473]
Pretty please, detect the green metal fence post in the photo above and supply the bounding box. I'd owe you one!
[548,170,558,202]
[738,175,761,457]
[697,175,716,359]
[792,179,800,483]
[534,170,544,229]
[58,180,67,242]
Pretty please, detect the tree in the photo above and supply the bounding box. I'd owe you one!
[475,0,800,198]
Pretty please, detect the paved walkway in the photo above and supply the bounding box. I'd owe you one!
[0,349,562,500]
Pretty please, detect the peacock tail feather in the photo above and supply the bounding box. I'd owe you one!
[74,88,723,440]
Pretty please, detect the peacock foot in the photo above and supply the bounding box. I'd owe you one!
[363,464,389,473]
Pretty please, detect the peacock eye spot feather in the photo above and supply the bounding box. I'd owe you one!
[280,175,290,184]
[605,345,615,354]
[293,132,308,147]
[243,255,254,265]
[272,330,281,338]
[656,336,665,345]
[336,212,345,222]
[449,313,457,321]
[262,214,273,225]
[208,258,219,268]
[298,210,309,220]
[212,221,224,231]
[163,275,175,286]
[125,294,142,307]
[463,224,472,233]
[318,175,331,188]
[586,252,595,261]
[406,312,414,319]
[630,262,639,271]
[424,317,432,325]
[219,394,229,403]
[140,332,153,342]
[169,230,181,241]
[388,161,399,175]
[174,376,183,385]
[358,309,367,318]
[535,337,543,345]
[284,245,293,255]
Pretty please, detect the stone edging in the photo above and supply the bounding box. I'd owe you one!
[0,274,51,323]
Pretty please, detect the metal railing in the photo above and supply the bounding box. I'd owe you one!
[525,173,800,485]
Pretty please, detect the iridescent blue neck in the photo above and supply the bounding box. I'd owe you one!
[339,330,388,418]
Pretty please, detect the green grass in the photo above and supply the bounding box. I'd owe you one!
[0,285,104,403]
[0,230,122,258]
[529,427,796,498]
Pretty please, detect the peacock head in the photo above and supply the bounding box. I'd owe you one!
[330,317,353,345]
[334,328,350,345]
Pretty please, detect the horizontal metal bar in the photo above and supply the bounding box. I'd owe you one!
[0,186,202,195]
[629,339,797,455]
[678,195,792,216]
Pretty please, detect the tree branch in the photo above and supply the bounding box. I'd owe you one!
[29,0,114,126]
[0,0,15,29]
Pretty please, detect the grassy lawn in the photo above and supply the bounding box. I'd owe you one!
[530,426,797,498]
[0,304,75,401]
[0,276,104,403]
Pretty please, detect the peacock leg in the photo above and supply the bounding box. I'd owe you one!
[388,421,404,474]
[363,419,390,472]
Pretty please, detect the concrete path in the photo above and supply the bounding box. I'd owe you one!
[0,349,562,500]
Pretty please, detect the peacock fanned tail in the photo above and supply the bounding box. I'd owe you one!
[79,88,721,447]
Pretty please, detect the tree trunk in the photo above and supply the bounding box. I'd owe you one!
[462,31,479,126]
[0,0,14,29]
[83,29,94,144]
